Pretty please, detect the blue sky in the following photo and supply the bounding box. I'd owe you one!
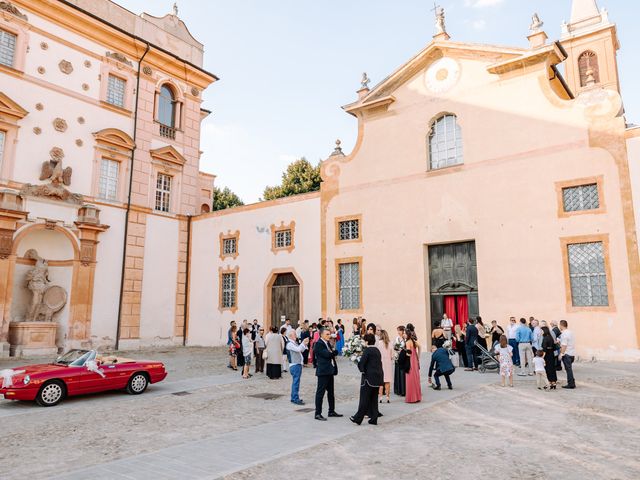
[116,0,640,203]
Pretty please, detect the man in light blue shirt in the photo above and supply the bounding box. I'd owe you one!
[286,331,309,405]
[515,318,534,376]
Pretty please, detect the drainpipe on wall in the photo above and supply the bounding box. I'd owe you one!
[115,42,150,351]
[183,213,192,346]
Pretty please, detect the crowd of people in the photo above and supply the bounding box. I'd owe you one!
[225,313,577,425]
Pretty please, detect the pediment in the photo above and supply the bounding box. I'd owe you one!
[0,91,28,120]
[149,145,186,167]
[93,128,135,150]
[344,41,526,115]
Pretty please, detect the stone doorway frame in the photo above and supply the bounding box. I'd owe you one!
[263,268,304,329]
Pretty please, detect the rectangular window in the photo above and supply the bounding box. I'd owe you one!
[0,130,5,172]
[155,173,172,212]
[339,262,360,310]
[222,237,237,255]
[339,219,360,241]
[0,29,17,68]
[106,75,126,108]
[221,272,237,308]
[563,184,599,212]
[567,242,608,307]
[98,159,119,200]
[275,229,292,249]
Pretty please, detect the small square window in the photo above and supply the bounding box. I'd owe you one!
[275,229,292,249]
[106,75,126,108]
[562,184,599,212]
[223,237,237,255]
[338,219,360,241]
[0,29,17,68]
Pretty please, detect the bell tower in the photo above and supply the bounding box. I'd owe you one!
[560,0,620,95]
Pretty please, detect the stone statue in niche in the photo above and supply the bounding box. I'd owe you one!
[21,147,82,203]
[23,249,67,322]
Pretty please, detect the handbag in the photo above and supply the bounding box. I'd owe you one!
[398,349,411,373]
[262,350,269,360]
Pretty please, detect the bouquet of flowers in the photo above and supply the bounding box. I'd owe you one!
[392,338,405,362]
[342,335,365,364]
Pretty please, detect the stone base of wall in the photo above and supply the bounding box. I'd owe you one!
[8,321,58,358]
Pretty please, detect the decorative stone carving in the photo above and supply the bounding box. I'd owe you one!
[53,118,67,132]
[330,139,344,157]
[142,65,152,75]
[191,87,199,97]
[84,60,91,68]
[35,103,43,111]
[75,139,83,147]
[20,148,82,204]
[530,13,544,33]
[58,60,73,75]
[0,1,28,21]
[37,66,45,75]
[106,51,132,67]
[0,229,12,259]
[77,116,85,124]
[82,83,89,91]
[23,249,68,322]
[40,42,48,50]
[361,72,370,89]
[33,127,41,135]
[434,6,447,35]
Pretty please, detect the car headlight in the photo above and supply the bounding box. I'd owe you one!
[23,375,30,385]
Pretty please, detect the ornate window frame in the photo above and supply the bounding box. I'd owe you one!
[335,214,362,244]
[219,230,239,260]
[218,265,239,313]
[555,176,606,218]
[427,112,464,171]
[0,9,29,73]
[0,91,28,180]
[99,60,134,114]
[149,146,186,214]
[560,234,615,313]
[335,256,363,314]
[153,79,184,141]
[270,220,295,254]
[91,128,135,203]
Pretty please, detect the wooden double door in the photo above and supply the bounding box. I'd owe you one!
[270,273,300,327]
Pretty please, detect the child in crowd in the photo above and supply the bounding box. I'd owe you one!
[533,350,549,390]
[494,334,514,387]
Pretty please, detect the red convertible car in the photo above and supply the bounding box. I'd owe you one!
[0,349,167,406]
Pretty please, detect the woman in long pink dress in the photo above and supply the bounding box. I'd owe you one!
[404,326,422,403]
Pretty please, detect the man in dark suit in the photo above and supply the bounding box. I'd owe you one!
[428,344,455,390]
[313,327,343,421]
[465,318,479,371]
[350,334,384,425]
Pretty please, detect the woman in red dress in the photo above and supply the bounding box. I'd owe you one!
[404,324,422,403]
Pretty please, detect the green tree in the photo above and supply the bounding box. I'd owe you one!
[263,157,322,201]
[212,186,244,211]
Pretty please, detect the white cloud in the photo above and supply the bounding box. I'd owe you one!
[464,0,505,8]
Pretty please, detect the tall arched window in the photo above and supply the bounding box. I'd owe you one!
[428,114,463,170]
[158,84,176,127]
[578,51,600,87]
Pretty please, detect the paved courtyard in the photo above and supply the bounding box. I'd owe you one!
[1,348,639,480]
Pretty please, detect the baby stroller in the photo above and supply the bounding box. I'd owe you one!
[474,340,500,373]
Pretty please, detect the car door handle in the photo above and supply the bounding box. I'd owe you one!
[107,366,116,369]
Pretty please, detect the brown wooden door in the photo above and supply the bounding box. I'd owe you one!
[271,273,300,327]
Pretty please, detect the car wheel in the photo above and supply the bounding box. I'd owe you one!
[36,380,65,407]
[126,372,148,395]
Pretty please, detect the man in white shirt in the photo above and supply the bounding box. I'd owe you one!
[559,320,576,389]
[440,314,453,341]
[506,317,520,367]
[286,331,309,405]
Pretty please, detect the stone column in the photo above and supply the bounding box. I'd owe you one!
[0,190,28,357]
[70,205,109,348]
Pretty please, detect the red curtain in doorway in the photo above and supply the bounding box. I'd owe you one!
[444,296,457,325]
[456,295,469,328]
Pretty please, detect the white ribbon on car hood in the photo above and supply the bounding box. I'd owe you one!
[0,369,26,388]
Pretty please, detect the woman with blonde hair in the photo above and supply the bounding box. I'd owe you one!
[377,329,394,403]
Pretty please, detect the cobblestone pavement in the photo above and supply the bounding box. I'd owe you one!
[1,348,639,480]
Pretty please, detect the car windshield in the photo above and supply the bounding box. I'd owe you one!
[55,349,94,366]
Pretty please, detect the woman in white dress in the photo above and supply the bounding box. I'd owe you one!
[265,326,284,379]
[377,329,394,403]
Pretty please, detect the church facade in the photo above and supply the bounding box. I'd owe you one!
[2,0,640,361]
